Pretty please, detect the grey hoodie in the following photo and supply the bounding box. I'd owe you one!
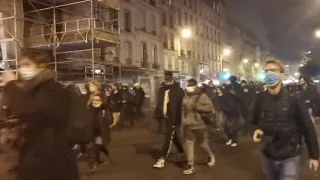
[181,88,213,130]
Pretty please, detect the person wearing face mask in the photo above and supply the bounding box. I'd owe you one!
[87,93,110,173]
[1,49,78,180]
[252,60,319,180]
[153,71,185,169]
[180,79,215,175]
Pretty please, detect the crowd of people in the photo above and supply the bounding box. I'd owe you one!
[0,49,319,180]
[152,60,320,179]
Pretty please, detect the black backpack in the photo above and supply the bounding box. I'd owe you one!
[66,91,93,144]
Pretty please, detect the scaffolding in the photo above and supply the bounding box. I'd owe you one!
[0,0,120,82]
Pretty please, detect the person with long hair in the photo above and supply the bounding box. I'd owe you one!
[88,93,111,173]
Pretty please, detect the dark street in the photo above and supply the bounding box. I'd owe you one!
[0,119,318,180]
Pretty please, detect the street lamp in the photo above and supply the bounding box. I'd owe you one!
[243,59,249,63]
[255,63,259,67]
[223,48,231,56]
[181,28,192,39]
[294,72,300,76]
[315,29,320,38]
[223,68,229,72]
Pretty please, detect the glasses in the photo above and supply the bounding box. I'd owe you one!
[264,69,282,73]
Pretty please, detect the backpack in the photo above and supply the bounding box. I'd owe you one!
[66,91,93,144]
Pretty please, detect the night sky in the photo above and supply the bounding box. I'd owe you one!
[226,0,320,62]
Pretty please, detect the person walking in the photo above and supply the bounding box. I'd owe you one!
[253,60,319,180]
[181,79,215,175]
[133,83,145,118]
[153,71,185,168]
[109,84,122,128]
[2,49,78,180]
[87,93,111,173]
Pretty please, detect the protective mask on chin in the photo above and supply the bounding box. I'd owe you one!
[19,67,39,80]
[264,71,280,88]
[186,86,196,93]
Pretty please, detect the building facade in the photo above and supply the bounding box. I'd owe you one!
[120,0,228,105]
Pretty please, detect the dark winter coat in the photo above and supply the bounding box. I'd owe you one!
[3,70,78,180]
[154,82,184,127]
[90,105,110,145]
[253,86,319,161]
[134,87,145,105]
[109,91,122,113]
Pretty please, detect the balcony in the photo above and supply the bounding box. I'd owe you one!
[141,61,149,68]
[126,58,133,65]
[152,64,160,70]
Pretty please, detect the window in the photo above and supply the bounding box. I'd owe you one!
[152,45,157,64]
[141,10,146,30]
[170,34,175,50]
[149,0,156,6]
[151,14,156,34]
[162,12,167,26]
[124,41,132,63]
[124,9,131,32]
[169,13,174,28]
[178,9,181,25]
[184,12,188,26]
[141,42,147,62]
[163,33,168,48]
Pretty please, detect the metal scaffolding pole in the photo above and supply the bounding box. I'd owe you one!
[90,0,95,79]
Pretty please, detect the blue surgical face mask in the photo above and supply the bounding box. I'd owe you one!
[264,71,280,87]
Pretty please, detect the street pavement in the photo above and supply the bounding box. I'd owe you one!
[0,118,319,180]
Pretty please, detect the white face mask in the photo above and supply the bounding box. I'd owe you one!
[89,86,97,92]
[186,86,196,93]
[226,80,231,85]
[19,67,39,80]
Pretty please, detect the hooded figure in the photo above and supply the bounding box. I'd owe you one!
[2,49,78,180]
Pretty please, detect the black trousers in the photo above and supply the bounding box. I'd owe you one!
[160,118,184,158]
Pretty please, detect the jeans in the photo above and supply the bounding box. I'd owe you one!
[261,154,300,180]
[224,115,240,143]
[183,127,214,166]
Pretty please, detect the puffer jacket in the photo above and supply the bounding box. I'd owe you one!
[253,86,319,161]
[181,89,213,130]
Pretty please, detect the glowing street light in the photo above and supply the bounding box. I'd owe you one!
[223,68,229,72]
[223,48,231,56]
[181,28,192,39]
[255,63,259,67]
[243,59,249,63]
[294,72,300,76]
[315,29,320,38]
[300,64,304,67]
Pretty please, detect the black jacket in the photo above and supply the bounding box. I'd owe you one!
[3,70,78,180]
[154,82,184,127]
[253,87,319,160]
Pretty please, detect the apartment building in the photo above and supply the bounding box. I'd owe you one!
[120,0,227,104]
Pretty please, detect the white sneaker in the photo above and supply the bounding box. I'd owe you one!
[208,156,215,167]
[225,139,232,146]
[183,165,195,175]
[231,143,237,147]
[153,158,165,168]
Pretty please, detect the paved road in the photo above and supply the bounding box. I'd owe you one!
[0,119,319,180]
